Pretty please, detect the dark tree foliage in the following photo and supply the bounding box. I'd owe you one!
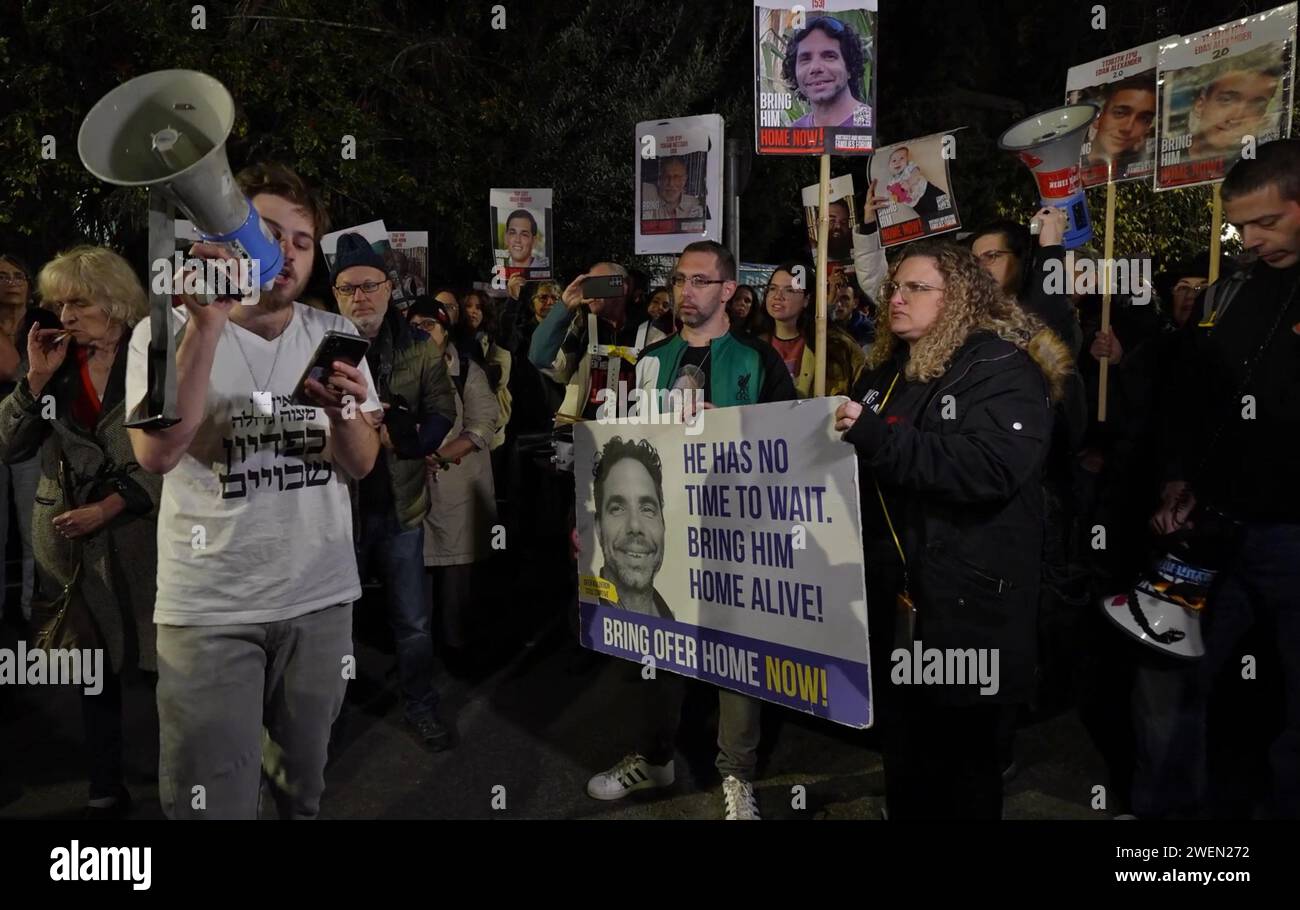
[1,0,1291,286]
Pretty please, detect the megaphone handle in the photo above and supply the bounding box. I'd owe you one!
[132,190,182,428]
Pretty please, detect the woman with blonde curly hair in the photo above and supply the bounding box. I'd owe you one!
[834,239,1073,820]
[0,245,161,818]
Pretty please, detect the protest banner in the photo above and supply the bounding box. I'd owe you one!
[1155,3,1296,190]
[753,1,878,156]
[490,188,553,280]
[574,398,872,728]
[635,115,724,254]
[866,131,961,247]
[1067,44,1160,186]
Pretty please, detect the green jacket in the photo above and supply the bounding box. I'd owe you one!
[362,311,457,530]
[634,329,797,407]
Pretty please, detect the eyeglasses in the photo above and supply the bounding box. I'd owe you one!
[535,293,558,302]
[334,279,390,298]
[411,317,442,333]
[881,281,945,300]
[765,284,807,298]
[976,249,1015,266]
[670,274,727,289]
[0,273,29,284]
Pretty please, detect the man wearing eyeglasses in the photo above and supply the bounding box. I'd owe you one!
[642,156,704,222]
[331,233,457,752]
[584,241,794,820]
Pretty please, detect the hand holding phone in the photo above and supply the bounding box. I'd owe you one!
[291,330,371,407]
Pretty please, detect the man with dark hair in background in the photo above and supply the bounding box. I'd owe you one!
[1082,73,1157,173]
[1187,51,1285,161]
[1151,139,1300,818]
[784,16,873,129]
[504,210,547,271]
[585,240,795,820]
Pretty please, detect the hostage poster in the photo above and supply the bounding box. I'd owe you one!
[490,188,554,280]
[865,131,961,247]
[573,398,872,728]
[1066,43,1160,186]
[635,115,724,255]
[754,1,878,155]
[1155,3,1296,190]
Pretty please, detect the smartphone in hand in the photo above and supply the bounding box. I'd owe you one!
[290,330,371,405]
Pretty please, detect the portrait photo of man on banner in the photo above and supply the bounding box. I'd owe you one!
[634,115,724,255]
[801,174,857,264]
[866,132,961,247]
[573,400,873,728]
[490,188,554,279]
[1066,44,1159,186]
[753,1,878,155]
[1155,2,1296,190]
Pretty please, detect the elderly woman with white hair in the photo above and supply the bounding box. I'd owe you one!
[0,245,161,818]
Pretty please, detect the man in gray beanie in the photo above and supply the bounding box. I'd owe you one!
[332,233,458,751]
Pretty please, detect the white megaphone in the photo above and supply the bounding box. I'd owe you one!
[998,104,1099,250]
[78,69,283,299]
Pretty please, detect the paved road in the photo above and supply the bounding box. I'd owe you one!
[0,602,1109,821]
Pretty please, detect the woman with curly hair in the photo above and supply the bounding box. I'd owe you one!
[834,239,1073,820]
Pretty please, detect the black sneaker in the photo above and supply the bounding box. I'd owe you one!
[407,713,452,752]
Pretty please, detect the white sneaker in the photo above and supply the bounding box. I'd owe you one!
[586,754,674,801]
[722,775,760,820]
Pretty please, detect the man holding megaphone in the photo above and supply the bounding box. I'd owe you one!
[124,162,383,820]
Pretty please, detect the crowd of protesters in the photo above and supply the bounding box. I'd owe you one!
[1,138,1298,821]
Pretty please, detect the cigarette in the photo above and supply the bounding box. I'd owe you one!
[50,332,71,343]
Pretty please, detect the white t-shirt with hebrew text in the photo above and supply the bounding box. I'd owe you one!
[125,302,382,626]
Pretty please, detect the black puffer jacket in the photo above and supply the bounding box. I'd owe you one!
[845,329,1072,705]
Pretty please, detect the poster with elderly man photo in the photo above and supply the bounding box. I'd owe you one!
[1066,44,1159,187]
[635,115,724,255]
[490,188,554,280]
[754,1,878,155]
[1154,2,1296,190]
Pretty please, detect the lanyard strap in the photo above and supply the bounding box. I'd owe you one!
[868,371,908,570]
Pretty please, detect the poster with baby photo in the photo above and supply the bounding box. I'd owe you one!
[866,131,961,247]
[800,174,857,264]
[1066,43,1160,187]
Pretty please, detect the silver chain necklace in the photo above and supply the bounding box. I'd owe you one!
[228,313,290,391]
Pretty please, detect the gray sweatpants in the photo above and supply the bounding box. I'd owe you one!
[155,602,352,820]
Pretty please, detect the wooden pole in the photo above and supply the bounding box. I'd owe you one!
[1209,183,1223,284]
[1097,177,1116,423]
[814,153,830,398]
